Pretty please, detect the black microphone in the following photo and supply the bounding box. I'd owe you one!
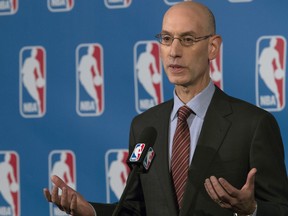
[127,126,157,172]
[112,127,157,216]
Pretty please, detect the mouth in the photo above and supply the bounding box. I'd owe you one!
[168,64,185,73]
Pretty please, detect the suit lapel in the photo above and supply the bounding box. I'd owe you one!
[152,100,179,216]
[180,88,233,216]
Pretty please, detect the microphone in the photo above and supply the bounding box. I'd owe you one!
[112,127,157,216]
[127,126,157,172]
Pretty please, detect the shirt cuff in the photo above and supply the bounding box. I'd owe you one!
[233,204,257,216]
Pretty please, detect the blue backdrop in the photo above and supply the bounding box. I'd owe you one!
[0,0,287,215]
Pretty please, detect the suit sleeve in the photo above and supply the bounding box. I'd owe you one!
[89,202,116,216]
[250,112,288,215]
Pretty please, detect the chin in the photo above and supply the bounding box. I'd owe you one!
[167,74,186,85]
[169,79,188,86]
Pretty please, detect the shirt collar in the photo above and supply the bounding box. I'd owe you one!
[171,80,215,121]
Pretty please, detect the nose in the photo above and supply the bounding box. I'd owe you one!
[169,39,182,58]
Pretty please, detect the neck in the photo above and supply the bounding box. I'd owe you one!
[175,80,210,104]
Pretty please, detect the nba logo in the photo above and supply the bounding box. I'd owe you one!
[256,36,286,111]
[129,143,145,162]
[228,0,253,3]
[210,44,223,90]
[104,0,132,9]
[49,150,76,216]
[164,0,186,6]
[76,43,104,117]
[19,46,46,118]
[134,41,163,113]
[0,0,18,15]
[143,147,155,171]
[105,149,129,203]
[48,0,74,12]
[0,151,20,216]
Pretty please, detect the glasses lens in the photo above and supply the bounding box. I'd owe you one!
[181,36,196,46]
[156,34,172,45]
[156,33,212,46]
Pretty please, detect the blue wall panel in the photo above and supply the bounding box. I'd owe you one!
[0,0,287,215]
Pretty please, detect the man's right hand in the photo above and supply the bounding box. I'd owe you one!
[43,175,95,216]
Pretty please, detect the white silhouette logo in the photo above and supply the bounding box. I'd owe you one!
[105,150,129,202]
[48,0,74,12]
[20,46,46,118]
[163,0,191,6]
[228,0,253,3]
[0,151,20,216]
[0,0,18,15]
[210,44,223,90]
[76,44,104,117]
[49,150,76,216]
[256,36,286,111]
[136,42,161,106]
[104,0,132,9]
[51,152,76,192]
[134,41,163,113]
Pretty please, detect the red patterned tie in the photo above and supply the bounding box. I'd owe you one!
[171,105,193,209]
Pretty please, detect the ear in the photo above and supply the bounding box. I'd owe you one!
[208,35,222,60]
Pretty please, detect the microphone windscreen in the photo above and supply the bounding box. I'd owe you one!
[127,127,157,168]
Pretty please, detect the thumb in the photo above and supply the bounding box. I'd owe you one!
[243,168,257,190]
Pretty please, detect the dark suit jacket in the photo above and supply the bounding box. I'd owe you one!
[91,87,288,216]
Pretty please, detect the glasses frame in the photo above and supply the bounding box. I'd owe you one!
[155,33,214,47]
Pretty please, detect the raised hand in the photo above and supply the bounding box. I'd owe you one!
[43,175,95,216]
[204,168,257,215]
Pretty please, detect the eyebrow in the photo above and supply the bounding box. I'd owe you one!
[161,30,197,36]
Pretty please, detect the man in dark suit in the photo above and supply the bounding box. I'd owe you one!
[43,1,288,215]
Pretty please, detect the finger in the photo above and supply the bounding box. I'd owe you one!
[204,177,220,201]
[60,187,70,213]
[43,188,52,202]
[51,175,71,190]
[218,177,239,197]
[210,176,240,206]
[205,179,233,208]
[209,176,228,198]
[51,185,60,205]
[50,185,65,211]
[70,194,77,215]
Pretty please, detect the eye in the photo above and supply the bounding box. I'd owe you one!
[182,36,195,44]
[161,35,172,43]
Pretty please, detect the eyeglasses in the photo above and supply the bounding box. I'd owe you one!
[155,33,213,47]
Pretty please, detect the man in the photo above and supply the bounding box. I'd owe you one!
[43,2,288,215]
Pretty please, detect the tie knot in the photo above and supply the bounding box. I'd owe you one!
[178,106,193,121]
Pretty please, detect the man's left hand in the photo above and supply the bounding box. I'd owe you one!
[204,168,257,215]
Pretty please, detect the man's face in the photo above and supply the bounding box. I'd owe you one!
[160,5,212,88]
